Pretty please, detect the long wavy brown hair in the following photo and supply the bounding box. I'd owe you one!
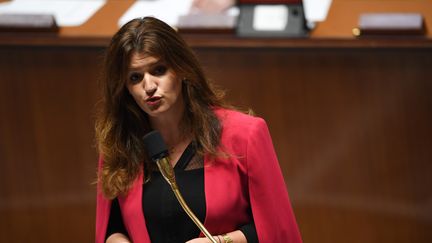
[95,17,227,199]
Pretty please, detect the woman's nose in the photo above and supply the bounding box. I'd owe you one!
[144,74,157,96]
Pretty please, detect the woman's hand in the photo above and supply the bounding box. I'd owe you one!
[187,230,247,243]
[105,233,131,243]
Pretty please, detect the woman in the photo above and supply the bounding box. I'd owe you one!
[95,17,302,243]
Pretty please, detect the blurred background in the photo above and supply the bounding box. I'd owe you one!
[0,0,431,242]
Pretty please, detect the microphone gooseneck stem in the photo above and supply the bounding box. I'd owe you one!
[156,158,217,243]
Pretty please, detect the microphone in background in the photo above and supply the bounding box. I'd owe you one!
[143,130,217,243]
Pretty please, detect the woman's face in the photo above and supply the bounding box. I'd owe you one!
[126,52,184,119]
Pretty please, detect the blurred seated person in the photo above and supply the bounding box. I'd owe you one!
[190,0,235,13]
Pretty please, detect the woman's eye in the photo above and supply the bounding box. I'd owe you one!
[152,65,167,76]
[129,73,143,83]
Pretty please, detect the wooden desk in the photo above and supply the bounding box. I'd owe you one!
[1,0,431,47]
[0,1,431,243]
[315,0,432,38]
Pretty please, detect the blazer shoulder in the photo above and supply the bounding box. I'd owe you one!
[215,108,267,139]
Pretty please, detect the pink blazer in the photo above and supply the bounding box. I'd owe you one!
[96,108,302,243]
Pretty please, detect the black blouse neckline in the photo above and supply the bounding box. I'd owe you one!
[173,142,196,171]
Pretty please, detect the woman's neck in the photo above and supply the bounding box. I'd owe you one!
[149,111,191,166]
[149,103,190,152]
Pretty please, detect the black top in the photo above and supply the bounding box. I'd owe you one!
[106,143,258,243]
[143,143,205,242]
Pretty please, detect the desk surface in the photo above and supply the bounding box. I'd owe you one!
[0,0,431,47]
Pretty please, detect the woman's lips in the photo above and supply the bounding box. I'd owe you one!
[145,96,161,106]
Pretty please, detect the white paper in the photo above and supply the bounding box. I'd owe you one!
[118,0,193,27]
[303,0,332,22]
[253,5,288,31]
[0,0,106,27]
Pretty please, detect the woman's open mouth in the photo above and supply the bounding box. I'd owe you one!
[145,96,161,106]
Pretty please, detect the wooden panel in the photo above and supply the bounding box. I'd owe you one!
[194,47,432,243]
[0,46,102,242]
[1,44,431,243]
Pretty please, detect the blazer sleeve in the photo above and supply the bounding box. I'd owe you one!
[95,156,111,243]
[246,118,302,243]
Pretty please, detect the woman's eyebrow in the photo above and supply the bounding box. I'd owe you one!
[128,59,163,72]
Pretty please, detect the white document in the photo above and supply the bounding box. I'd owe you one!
[118,0,194,27]
[0,0,106,27]
[253,5,288,31]
[303,0,332,22]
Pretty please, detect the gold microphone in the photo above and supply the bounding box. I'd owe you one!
[143,131,217,243]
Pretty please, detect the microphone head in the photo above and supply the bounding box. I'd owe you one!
[143,130,169,162]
